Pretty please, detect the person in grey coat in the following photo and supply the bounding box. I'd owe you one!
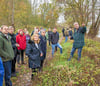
[39,30,47,71]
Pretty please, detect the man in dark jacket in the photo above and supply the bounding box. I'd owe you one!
[0,25,14,86]
[48,28,52,46]
[50,28,62,57]
[39,29,47,71]
[68,22,86,61]
[62,28,65,37]
[8,26,19,77]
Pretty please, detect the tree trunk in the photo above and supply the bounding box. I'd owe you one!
[12,0,15,28]
[88,11,100,38]
[92,0,95,29]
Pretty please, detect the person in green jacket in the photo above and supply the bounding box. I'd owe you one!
[68,22,86,61]
[0,25,14,86]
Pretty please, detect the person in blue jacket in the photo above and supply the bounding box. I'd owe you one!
[0,57,4,86]
[39,29,47,71]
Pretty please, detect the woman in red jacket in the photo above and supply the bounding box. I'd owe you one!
[16,29,26,64]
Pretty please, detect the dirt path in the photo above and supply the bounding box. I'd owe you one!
[12,34,63,86]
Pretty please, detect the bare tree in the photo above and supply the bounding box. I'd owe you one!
[12,0,15,28]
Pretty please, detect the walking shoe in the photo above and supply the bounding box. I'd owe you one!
[15,71,19,74]
[11,73,16,77]
[77,58,81,62]
[22,62,26,64]
[68,56,72,61]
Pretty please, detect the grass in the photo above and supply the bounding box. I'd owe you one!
[34,38,100,86]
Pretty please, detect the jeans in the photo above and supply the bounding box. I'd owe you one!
[0,57,4,86]
[52,43,62,56]
[70,47,83,59]
[3,60,12,86]
[65,36,68,42]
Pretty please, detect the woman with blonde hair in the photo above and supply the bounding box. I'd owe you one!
[26,34,43,80]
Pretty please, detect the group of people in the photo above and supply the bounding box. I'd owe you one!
[0,25,62,86]
[0,22,86,86]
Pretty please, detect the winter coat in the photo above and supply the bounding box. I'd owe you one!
[0,57,4,86]
[16,34,26,50]
[39,35,47,61]
[71,26,86,48]
[0,33,14,62]
[50,32,59,44]
[26,40,42,69]
[8,33,18,56]
[48,31,52,41]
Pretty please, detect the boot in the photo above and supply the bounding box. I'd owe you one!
[11,73,16,77]
[77,57,81,62]
[68,56,72,61]
[31,74,34,80]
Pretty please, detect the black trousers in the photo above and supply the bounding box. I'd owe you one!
[11,56,17,73]
[17,50,24,64]
[12,49,17,73]
[40,60,44,69]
